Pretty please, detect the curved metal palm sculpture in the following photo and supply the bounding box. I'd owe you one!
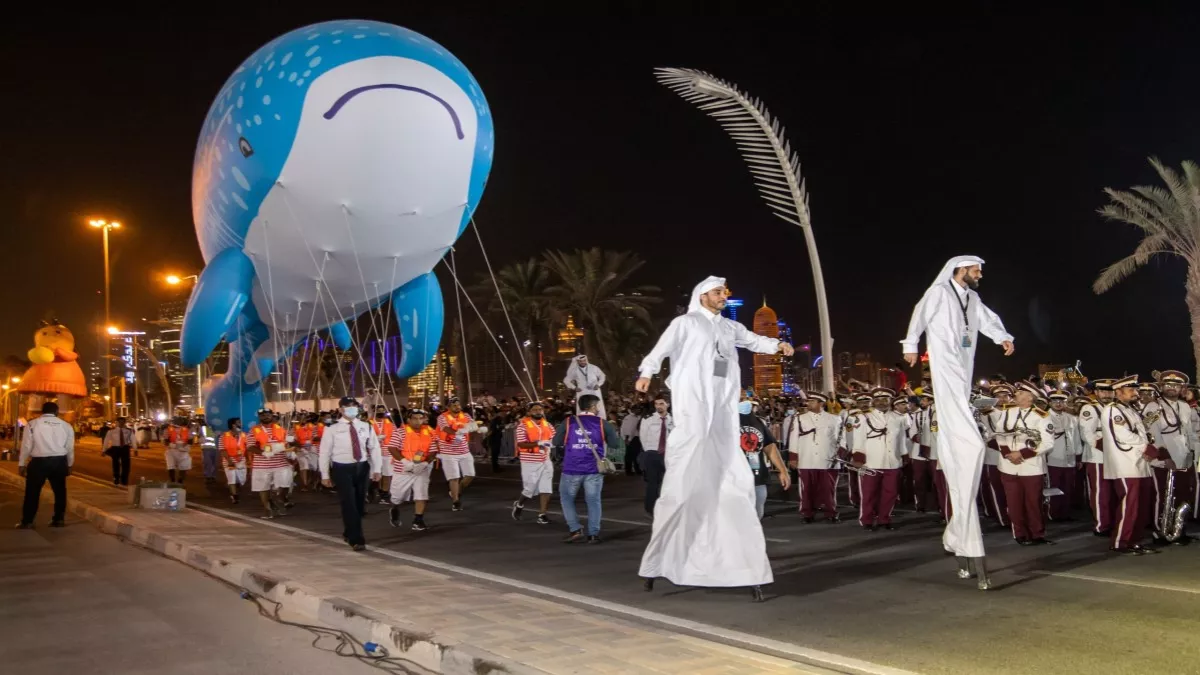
[655,67,835,394]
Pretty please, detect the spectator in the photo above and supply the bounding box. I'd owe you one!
[16,402,74,529]
[554,394,620,544]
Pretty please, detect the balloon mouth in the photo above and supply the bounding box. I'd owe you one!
[321,83,465,140]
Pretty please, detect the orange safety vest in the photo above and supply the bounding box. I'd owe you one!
[519,417,554,456]
[314,423,325,441]
[399,424,436,462]
[294,423,314,446]
[221,431,246,460]
[372,419,395,442]
[167,426,191,444]
[252,423,287,448]
[438,412,471,443]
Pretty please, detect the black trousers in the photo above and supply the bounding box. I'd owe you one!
[22,456,68,525]
[641,450,666,515]
[624,437,644,475]
[108,446,131,485]
[490,442,503,470]
[331,461,370,546]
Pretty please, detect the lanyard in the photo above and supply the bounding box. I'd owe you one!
[949,281,970,326]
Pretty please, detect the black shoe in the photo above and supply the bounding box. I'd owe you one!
[643,578,655,592]
[389,506,401,528]
[802,516,815,524]
[1030,537,1054,546]
[351,543,366,552]
[1016,538,1034,546]
[378,496,390,505]
[452,501,463,512]
[1130,545,1160,555]
[411,519,428,532]
[1110,547,1143,556]
[49,520,65,528]
[284,501,295,509]
[230,494,238,504]
[113,479,120,486]
[751,585,765,603]
[536,514,551,525]
[863,524,877,532]
[938,519,948,526]
[1093,530,1112,538]
[882,524,897,531]
[14,522,33,530]
[828,515,841,524]
[586,535,602,544]
[563,530,584,544]
[511,500,524,521]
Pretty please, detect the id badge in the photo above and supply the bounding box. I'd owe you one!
[746,452,761,470]
[713,359,729,378]
[960,330,972,349]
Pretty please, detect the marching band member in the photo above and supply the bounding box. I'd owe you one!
[896,396,917,508]
[981,384,1014,528]
[1045,392,1079,521]
[386,408,438,532]
[1147,370,1196,543]
[993,382,1055,545]
[436,397,478,511]
[788,392,841,523]
[912,392,939,515]
[1101,375,1162,555]
[844,394,872,508]
[511,401,557,525]
[1079,380,1115,536]
[852,388,909,531]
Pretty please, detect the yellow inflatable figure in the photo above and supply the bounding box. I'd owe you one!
[19,321,88,398]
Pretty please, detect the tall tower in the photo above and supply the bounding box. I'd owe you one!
[752,298,783,396]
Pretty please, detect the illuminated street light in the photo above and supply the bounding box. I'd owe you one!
[10,377,18,384]
[164,273,198,286]
[90,217,123,418]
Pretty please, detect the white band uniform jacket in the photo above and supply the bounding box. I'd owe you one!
[1077,402,1106,465]
[1046,411,1080,469]
[851,410,910,470]
[1144,399,1197,470]
[913,405,939,461]
[788,410,842,469]
[1101,402,1154,480]
[991,406,1054,477]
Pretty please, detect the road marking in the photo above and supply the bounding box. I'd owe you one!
[1032,571,1200,595]
[187,502,910,675]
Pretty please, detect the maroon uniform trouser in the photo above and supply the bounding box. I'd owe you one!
[859,468,900,526]
[1110,476,1153,550]
[798,469,838,519]
[934,464,950,518]
[911,459,935,511]
[1046,465,1075,521]
[848,470,861,506]
[1152,466,1197,532]
[1085,462,1114,533]
[1000,473,1045,540]
[981,464,1009,527]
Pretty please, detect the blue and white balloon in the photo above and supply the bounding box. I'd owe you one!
[183,20,494,428]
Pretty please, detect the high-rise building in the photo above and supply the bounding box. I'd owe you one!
[556,315,584,359]
[851,352,877,386]
[777,319,800,395]
[838,351,853,379]
[722,298,744,323]
[406,348,456,401]
[752,300,783,396]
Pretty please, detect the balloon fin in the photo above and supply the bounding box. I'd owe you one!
[393,271,444,378]
[329,321,352,351]
[181,248,255,368]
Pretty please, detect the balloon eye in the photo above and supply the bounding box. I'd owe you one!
[238,137,254,158]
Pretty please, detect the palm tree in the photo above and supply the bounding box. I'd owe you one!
[1093,158,1200,375]
[542,248,661,371]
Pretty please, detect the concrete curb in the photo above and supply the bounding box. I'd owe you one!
[0,470,536,675]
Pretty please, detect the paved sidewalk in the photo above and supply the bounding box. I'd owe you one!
[0,464,895,675]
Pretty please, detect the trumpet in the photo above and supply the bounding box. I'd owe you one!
[832,456,881,477]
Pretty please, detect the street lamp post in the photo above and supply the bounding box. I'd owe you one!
[90,218,122,417]
[165,274,202,410]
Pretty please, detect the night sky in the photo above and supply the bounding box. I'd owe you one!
[4,5,1200,382]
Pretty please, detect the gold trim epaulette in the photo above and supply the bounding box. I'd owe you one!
[1032,408,1048,418]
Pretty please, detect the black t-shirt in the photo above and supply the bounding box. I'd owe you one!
[739,414,776,486]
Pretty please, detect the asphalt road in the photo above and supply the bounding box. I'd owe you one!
[0,481,405,675]
[45,437,1200,674]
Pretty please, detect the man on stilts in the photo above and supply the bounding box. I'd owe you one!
[901,255,1014,590]
[635,276,794,602]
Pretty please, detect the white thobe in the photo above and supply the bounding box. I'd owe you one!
[564,362,607,418]
[637,308,780,586]
[901,278,1013,557]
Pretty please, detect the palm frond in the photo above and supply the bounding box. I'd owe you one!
[1092,232,1175,294]
[655,67,812,231]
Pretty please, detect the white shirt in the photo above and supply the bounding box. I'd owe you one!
[103,426,135,451]
[318,418,382,479]
[20,415,75,467]
[638,413,674,453]
[620,412,642,441]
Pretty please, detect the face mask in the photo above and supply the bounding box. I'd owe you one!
[785,409,795,416]
[738,401,753,415]
[324,418,333,425]
[532,412,544,419]
[343,407,359,419]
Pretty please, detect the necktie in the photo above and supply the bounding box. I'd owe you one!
[349,423,363,461]
[658,416,667,452]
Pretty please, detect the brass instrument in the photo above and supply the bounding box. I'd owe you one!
[832,456,881,477]
[1141,409,1162,428]
[1157,451,1192,543]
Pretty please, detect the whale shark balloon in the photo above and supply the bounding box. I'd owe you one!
[183,20,493,428]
